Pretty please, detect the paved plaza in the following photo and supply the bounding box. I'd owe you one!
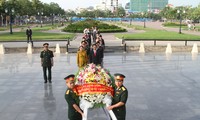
[0,52,200,120]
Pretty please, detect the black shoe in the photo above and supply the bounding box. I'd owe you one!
[44,80,47,83]
[49,80,52,83]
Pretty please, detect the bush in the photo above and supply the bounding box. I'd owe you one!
[162,22,187,27]
[63,19,127,33]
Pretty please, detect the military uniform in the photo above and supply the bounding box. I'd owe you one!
[111,73,128,120]
[65,88,82,120]
[112,85,128,120]
[26,27,32,43]
[40,43,54,83]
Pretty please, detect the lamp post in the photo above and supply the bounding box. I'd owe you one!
[50,13,54,25]
[58,14,61,24]
[129,18,132,25]
[120,14,124,24]
[177,10,185,34]
[1,14,3,27]
[38,12,43,28]
[5,8,14,34]
[141,12,146,28]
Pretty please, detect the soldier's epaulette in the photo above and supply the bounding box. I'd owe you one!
[122,87,126,91]
[66,90,69,94]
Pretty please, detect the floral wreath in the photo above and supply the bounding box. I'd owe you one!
[73,64,117,120]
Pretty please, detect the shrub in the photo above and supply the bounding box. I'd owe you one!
[162,22,187,27]
[63,19,126,33]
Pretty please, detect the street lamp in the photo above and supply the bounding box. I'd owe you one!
[129,13,132,25]
[0,14,3,27]
[129,18,132,25]
[58,14,61,24]
[177,10,186,34]
[50,13,54,25]
[141,12,146,28]
[5,8,14,34]
[38,12,43,27]
[120,14,123,24]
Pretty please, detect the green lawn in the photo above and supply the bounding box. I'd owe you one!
[115,24,200,40]
[31,24,65,31]
[0,23,68,32]
[0,32,75,41]
[31,25,55,31]
[162,25,200,31]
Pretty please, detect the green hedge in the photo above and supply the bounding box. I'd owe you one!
[0,28,7,31]
[162,22,187,27]
[63,19,126,33]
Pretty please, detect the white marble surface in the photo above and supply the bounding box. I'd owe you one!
[0,53,200,120]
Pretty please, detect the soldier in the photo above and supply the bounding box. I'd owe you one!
[107,73,128,120]
[40,43,54,83]
[64,74,83,120]
[26,26,32,43]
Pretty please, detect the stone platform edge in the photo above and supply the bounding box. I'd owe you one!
[2,46,196,54]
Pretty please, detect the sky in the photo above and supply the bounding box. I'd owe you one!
[40,0,200,10]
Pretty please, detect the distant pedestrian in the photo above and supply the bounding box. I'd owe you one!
[193,23,196,31]
[92,27,98,43]
[26,26,32,43]
[188,23,191,31]
[40,43,54,83]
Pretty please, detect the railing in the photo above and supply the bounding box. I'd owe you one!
[0,37,71,51]
[122,38,200,52]
[122,39,200,46]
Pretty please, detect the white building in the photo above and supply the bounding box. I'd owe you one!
[95,0,119,12]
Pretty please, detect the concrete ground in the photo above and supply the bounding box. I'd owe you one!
[0,52,200,120]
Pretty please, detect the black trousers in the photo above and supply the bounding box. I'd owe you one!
[43,66,52,81]
[27,35,32,43]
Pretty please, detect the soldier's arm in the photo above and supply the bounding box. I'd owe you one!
[107,90,128,110]
[72,104,84,116]
[51,51,54,66]
[41,58,43,66]
[65,92,84,117]
[40,52,43,66]
[51,58,54,66]
[107,102,125,110]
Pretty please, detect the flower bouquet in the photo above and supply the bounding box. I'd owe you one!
[74,64,117,120]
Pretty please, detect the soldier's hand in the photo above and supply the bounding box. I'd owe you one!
[107,106,114,110]
[107,92,111,96]
[81,112,85,118]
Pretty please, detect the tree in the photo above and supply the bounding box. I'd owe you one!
[31,0,43,14]
[66,10,76,17]
[17,0,33,16]
[116,7,126,17]
[159,6,177,22]
[105,10,113,17]
[190,5,200,23]
[94,9,106,18]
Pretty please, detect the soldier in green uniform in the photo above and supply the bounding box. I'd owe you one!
[107,73,128,120]
[40,43,54,83]
[64,74,83,120]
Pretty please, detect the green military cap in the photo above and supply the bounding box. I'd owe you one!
[64,74,75,82]
[114,73,125,81]
[43,43,49,46]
